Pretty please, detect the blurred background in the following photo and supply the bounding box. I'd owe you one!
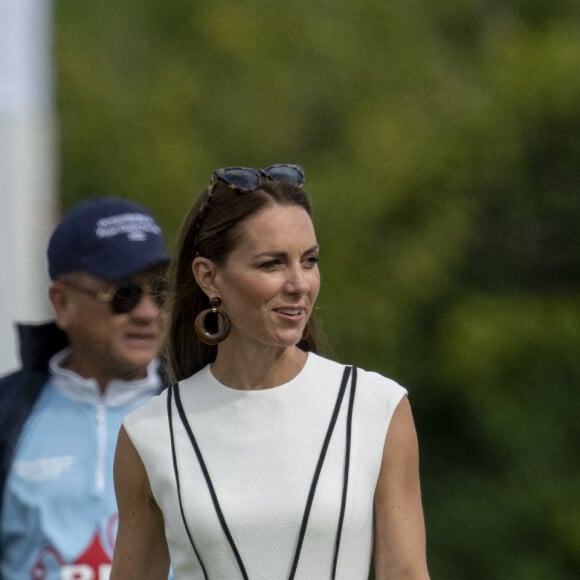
[2,0,580,577]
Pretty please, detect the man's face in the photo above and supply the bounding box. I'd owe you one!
[50,268,168,389]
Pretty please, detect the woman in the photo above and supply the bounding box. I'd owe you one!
[110,164,430,579]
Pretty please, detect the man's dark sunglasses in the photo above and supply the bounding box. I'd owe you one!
[57,279,167,315]
[211,163,305,192]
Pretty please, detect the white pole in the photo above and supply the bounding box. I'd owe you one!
[0,0,58,374]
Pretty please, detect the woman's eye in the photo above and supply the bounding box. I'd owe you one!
[259,259,281,269]
[304,256,319,267]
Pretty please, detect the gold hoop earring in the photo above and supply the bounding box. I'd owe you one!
[194,297,231,345]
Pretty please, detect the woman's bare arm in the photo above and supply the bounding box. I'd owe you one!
[109,426,170,580]
[373,396,430,579]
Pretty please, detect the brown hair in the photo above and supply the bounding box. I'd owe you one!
[166,178,321,381]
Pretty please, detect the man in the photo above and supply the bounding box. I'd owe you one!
[0,196,171,579]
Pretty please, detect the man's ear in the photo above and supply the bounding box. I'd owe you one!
[49,284,72,330]
[192,257,220,297]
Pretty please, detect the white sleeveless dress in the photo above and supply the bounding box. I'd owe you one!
[123,353,407,579]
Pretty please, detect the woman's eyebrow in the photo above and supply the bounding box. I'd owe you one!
[253,245,319,260]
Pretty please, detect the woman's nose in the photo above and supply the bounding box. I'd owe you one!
[283,266,310,294]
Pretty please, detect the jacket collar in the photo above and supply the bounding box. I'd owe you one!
[49,347,161,407]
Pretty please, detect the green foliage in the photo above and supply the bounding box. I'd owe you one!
[54,0,580,576]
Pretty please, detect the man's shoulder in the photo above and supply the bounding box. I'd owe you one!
[0,368,48,418]
[0,368,26,393]
[0,366,46,387]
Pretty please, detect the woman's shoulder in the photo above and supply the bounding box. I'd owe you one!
[309,352,407,397]
[123,387,169,430]
[124,366,211,430]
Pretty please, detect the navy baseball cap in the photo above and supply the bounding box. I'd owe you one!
[47,197,170,281]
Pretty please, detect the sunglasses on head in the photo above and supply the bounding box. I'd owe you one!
[57,279,167,315]
[210,163,305,192]
[194,164,306,253]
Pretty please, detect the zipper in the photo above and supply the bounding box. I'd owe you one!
[95,403,106,492]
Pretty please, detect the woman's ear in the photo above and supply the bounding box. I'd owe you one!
[192,257,220,297]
